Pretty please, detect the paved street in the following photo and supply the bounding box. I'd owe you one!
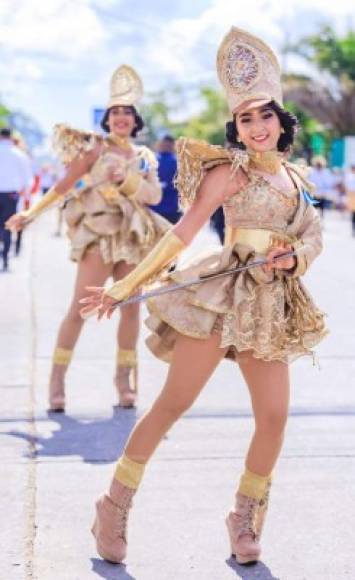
[1,208,355,580]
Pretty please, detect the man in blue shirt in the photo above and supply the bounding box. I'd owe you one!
[150,135,182,224]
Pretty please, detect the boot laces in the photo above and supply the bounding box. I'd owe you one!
[237,497,258,538]
[111,499,132,542]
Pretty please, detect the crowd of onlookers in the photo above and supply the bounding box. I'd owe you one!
[308,155,355,236]
[308,155,355,216]
[2,127,355,273]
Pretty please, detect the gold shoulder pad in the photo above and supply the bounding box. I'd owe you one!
[176,138,248,207]
[52,124,103,165]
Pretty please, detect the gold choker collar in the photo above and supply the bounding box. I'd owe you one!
[248,150,282,174]
[107,134,132,151]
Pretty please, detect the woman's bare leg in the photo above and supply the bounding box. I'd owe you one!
[56,250,113,348]
[124,332,227,462]
[238,353,290,476]
[225,354,290,564]
[112,261,141,406]
[49,250,113,409]
[113,261,140,350]
[92,332,227,563]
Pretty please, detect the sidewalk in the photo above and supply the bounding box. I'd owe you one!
[1,209,355,580]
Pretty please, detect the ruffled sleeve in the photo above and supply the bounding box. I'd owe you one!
[285,162,322,278]
[175,138,249,208]
[52,124,103,165]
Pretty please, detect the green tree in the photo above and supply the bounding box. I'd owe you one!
[180,87,229,145]
[139,86,230,145]
[0,100,10,128]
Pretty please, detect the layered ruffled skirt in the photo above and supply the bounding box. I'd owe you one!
[64,196,170,265]
[145,244,327,364]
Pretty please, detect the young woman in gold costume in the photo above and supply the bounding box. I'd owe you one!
[6,65,169,412]
[81,29,327,565]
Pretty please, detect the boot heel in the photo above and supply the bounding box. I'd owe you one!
[92,484,135,563]
[225,497,261,564]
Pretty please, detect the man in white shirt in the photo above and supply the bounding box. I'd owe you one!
[0,127,33,270]
[309,155,334,219]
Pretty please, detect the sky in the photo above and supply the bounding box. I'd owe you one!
[0,0,354,139]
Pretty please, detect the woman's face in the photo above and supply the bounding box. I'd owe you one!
[108,106,136,137]
[235,104,282,152]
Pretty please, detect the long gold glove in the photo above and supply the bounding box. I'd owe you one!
[21,186,61,222]
[105,231,185,302]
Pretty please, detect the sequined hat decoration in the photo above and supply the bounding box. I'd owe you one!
[107,65,143,109]
[216,27,283,114]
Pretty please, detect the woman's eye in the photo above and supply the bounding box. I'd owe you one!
[240,118,250,124]
[262,112,273,119]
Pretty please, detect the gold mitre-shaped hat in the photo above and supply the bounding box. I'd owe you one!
[216,27,283,114]
[107,65,143,109]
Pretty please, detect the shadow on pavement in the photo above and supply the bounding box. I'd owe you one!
[91,558,136,579]
[226,557,280,579]
[3,407,137,464]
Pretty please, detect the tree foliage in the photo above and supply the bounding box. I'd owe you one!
[140,86,229,145]
[298,26,355,82]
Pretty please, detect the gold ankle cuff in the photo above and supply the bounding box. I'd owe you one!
[115,454,145,490]
[53,347,73,366]
[117,349,137,368]
[238,469,272,501]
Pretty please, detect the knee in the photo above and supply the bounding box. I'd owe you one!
[255,409,288,438]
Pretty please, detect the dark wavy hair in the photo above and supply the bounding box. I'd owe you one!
[225,101,299,152]
[100,105,144,137]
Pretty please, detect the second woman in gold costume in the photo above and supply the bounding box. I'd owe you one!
[7,65,169,411]
[82,28,327,567]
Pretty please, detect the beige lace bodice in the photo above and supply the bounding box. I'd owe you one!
[223,171,299,233]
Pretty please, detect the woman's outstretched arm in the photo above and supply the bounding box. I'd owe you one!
[80,163,246,319]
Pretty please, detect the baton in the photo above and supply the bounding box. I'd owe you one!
[111,249,297,309]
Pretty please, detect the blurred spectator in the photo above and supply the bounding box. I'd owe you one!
[309,156,334,218]
[150,135,182,224]
[330,168,346,210]
[0,127,33,271]
[344,164,355,236]
[40,164,56,195]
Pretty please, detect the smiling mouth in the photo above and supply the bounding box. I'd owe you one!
[252,135,269,142]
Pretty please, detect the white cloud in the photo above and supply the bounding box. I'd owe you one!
[0,0,109,58]
[141,0,354,88]
[0,0,353,136]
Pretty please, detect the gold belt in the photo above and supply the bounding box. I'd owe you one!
[224,226,293,254]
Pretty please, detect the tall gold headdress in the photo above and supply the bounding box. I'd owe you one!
[216,27,283,114]
[107,65,143,109]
